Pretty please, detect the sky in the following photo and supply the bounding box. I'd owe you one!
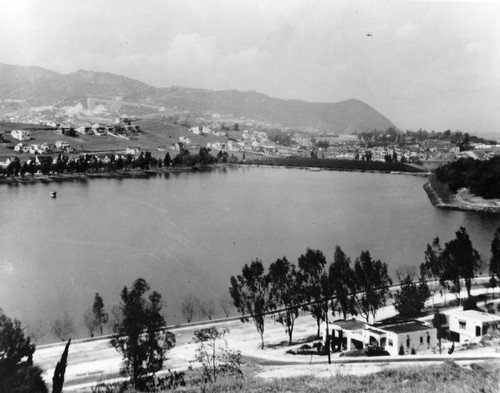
[1,0,499,135]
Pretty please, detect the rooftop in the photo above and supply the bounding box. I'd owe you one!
[331,318,366,331]
[376,321,434,334]
[449,309,500,322]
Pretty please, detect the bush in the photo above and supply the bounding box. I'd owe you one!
[191,327,242,385]
[339,349,366,357]
[462,296,480,311]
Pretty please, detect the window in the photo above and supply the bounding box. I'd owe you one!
[420,336,423,344]
[406,335,410,348]
[459,320,466,330]
[388,339,393,346]
[426,333,430,344]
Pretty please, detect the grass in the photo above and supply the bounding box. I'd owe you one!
[92,361,500,393]
[0,119,228,158]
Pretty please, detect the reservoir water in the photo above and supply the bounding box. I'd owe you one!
[1,166,499,341]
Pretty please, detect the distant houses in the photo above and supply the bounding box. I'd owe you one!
[11,129,31,141]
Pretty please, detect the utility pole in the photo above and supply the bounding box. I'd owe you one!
[325,300,331,364]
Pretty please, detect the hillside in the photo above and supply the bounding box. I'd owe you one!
[0,63,395,133]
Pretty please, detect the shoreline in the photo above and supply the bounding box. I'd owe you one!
[0,162,431,186]
[423,180,500,214]
[0,165,231,186]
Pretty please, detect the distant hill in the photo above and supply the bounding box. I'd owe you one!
[0,63,395,132]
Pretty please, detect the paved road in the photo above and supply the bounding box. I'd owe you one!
[34,278,498,391]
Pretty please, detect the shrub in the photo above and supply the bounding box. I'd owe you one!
[191,327,242,385]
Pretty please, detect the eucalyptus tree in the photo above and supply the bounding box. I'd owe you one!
[297,248,328,337]
[440,227,481,298]
[330,245,357,319]
[111,278,175,386]
[229,258,272,349]
[92,293,108,335]
[268,256,303,345]
[490,227,500,289]
[353,251,392,323]
[420,237,446,304]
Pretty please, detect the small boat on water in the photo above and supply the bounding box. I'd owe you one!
[51,191,57,198]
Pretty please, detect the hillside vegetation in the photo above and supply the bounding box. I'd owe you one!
[0,63,395,133]
[249,156,426,173]
[96,361,500,393]
[435,156,500,199]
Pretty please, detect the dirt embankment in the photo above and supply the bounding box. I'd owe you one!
[424,180,500,214]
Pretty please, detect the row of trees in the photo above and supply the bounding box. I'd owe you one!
[0,147,238,178]
[420,226,482,299]
[230,226,500,349]
[229,247,392,348]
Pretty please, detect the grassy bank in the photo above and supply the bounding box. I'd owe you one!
[427,173,454,203]
[95,361,500,392]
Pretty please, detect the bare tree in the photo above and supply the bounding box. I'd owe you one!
[219,294,233,318]
[52,312,75,341]
[181,294,200,323]
[108,304,123,333]
[82,308,96,337]
[25,319,47,344]
[200,300,216,320]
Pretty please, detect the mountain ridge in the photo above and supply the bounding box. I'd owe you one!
[0,63,395,132]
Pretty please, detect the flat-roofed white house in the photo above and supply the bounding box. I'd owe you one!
[448,310,500,343]
[325,318,437,356]
[11,129,31,141]
[365,321,437,355]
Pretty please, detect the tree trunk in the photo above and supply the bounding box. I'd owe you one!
[260,332,264,349]
[316,316,321,338]
[465,278,472,298]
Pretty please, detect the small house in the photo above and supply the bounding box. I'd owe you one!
[448,310,500,343]
[11,129,31,141]
[367,321,437,356]
[76,126,93,135]
[325,318,437,356]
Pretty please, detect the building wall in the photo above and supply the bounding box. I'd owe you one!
[393,329,437,355]
[449,313,500,343]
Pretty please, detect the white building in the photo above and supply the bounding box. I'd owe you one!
[55,141,70,149]
[325,318,437,356]
[448,310,500,343]
[11,129,31,141]
[364,321,437,356]
[125,147,141,155]
[179,136,191,145]
[76,126,93,135]
[14,143,25,152]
